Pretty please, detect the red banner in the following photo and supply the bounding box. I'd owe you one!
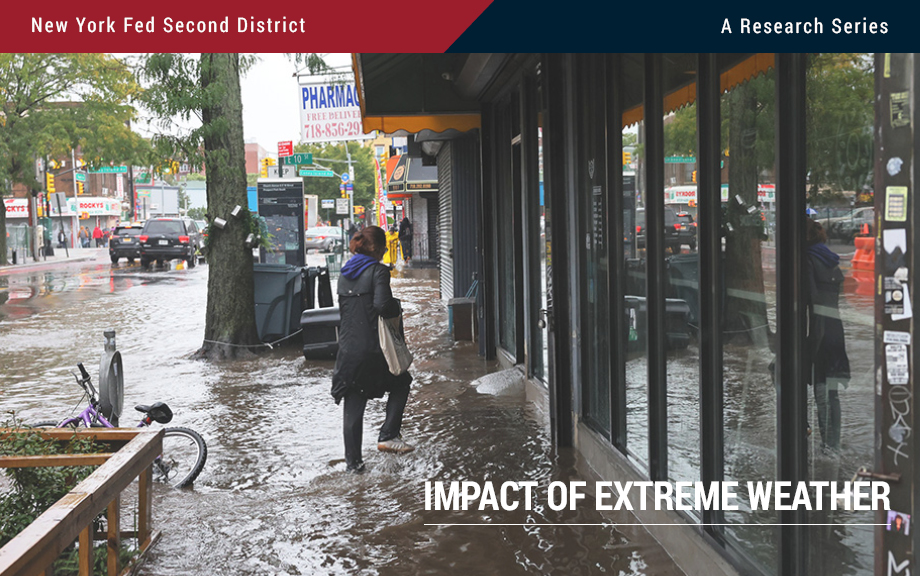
[2,1,492,52]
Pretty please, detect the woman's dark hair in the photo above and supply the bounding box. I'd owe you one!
[350,226,387,259]
[806,218,827,246]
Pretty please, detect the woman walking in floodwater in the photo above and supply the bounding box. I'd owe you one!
[331,226,414,473]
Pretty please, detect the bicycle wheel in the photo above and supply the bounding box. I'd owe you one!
[154,427,207,488]
[28,420,80,428]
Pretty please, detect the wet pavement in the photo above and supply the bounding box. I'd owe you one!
[0,252,684,575]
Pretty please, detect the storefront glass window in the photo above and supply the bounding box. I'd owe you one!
[496,100,517,356]
[580,54,610,434]
[804,52,875,576]
[623,67,648,467]
[720,67,779,574]
[662,55,701,485]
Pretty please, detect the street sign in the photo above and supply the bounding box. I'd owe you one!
[300,169,335,177]
[278,141,293,157]
[346,183,353,191]
[74,172,86,182]
[89,166,127,174]
[340,173,350,183]
[282,153,313,165]
[266,165,296,179]
[335,198,349,215]
[321,199,335,209]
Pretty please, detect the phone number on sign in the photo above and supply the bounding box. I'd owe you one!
[303,122,363,139]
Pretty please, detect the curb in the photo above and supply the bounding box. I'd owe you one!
[0,251,104,274]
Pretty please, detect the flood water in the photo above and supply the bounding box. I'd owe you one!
[0,254,681,575]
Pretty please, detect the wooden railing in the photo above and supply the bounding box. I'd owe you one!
[0,428,164,576]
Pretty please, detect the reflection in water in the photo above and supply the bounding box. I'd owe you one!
[0,262,680,575]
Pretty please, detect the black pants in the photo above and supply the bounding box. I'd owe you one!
[343,383,410,469]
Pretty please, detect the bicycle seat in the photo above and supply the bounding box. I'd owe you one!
[135,402,173,424]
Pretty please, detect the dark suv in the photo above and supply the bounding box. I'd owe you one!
[109,224,144,264]
[139,218,201,269]
[675,212,698,251]
[636,207,683,253]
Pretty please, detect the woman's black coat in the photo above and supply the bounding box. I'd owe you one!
[804,250,850,384]
[331,262,411,403]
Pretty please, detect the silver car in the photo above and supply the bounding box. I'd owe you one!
[304,226,346,253]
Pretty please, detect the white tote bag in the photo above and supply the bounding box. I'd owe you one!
[378,313,413,376]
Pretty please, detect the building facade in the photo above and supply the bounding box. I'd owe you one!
[355,53,917,576]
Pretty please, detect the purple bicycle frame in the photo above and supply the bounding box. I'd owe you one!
[56,405,117,429]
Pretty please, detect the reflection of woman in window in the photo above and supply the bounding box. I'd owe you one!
[805,219,849,451]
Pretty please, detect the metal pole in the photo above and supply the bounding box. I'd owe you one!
[344,141,354,227]
[71,148,78,248]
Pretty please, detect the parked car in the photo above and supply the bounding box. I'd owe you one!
[304,226,346,253]
[831,207,875,243]
[675,212,698,251]
[108,223,144,264]
[824,206,875,241]
[636,207,682,252]
[138,217,201,269]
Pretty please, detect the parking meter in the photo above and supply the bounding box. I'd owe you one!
[98,329,124,426]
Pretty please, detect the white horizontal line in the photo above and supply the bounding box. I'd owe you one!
[425,523,887,527]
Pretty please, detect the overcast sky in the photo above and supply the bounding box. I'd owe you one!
[127,53,354,154]
[239,53,353,151]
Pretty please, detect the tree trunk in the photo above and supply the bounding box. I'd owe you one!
[195,54,261,360]
[723,84,771,346]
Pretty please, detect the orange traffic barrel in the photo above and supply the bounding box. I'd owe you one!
[849,236,875,295]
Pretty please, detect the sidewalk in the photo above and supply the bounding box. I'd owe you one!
[0,246,106,274]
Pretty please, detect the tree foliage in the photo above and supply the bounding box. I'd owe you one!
[294,141,376,218]
[0,53,150,264]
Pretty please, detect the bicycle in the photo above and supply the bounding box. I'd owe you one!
[31,363,207,489]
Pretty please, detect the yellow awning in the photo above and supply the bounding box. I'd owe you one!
[353,53,481,134]
[622,53,775,127]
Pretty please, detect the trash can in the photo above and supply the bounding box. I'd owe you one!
[253,263,303,343]
[302,266,335,311]
[301,306,341,359]
[667,254,700,326]
[623,296,691,353]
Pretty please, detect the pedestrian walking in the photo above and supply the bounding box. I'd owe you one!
[331,226,414,474]
[805,218,849,452]
[78,226,90,248]
[398,216,413,263]
[92,225,103,248]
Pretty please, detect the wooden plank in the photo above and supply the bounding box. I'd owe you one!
[78,526,91,576]
[137,464,153,546]
[106,496,119,576]
[0,430,162,576]
[0,428,140,443]
[0,454,114,468]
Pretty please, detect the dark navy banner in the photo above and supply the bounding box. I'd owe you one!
[450,1,902,52]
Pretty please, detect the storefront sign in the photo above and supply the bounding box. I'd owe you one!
[666,184,775,204]
[3,198,30,218]
[66,197,121,216]
[299,82,367,143]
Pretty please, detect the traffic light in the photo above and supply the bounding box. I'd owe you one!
[77,181,85,195]
[172,161,180,175]
[691,170,697,183]
[46,172,55,193]
[622,150,632,166]
[260,157,276,177]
